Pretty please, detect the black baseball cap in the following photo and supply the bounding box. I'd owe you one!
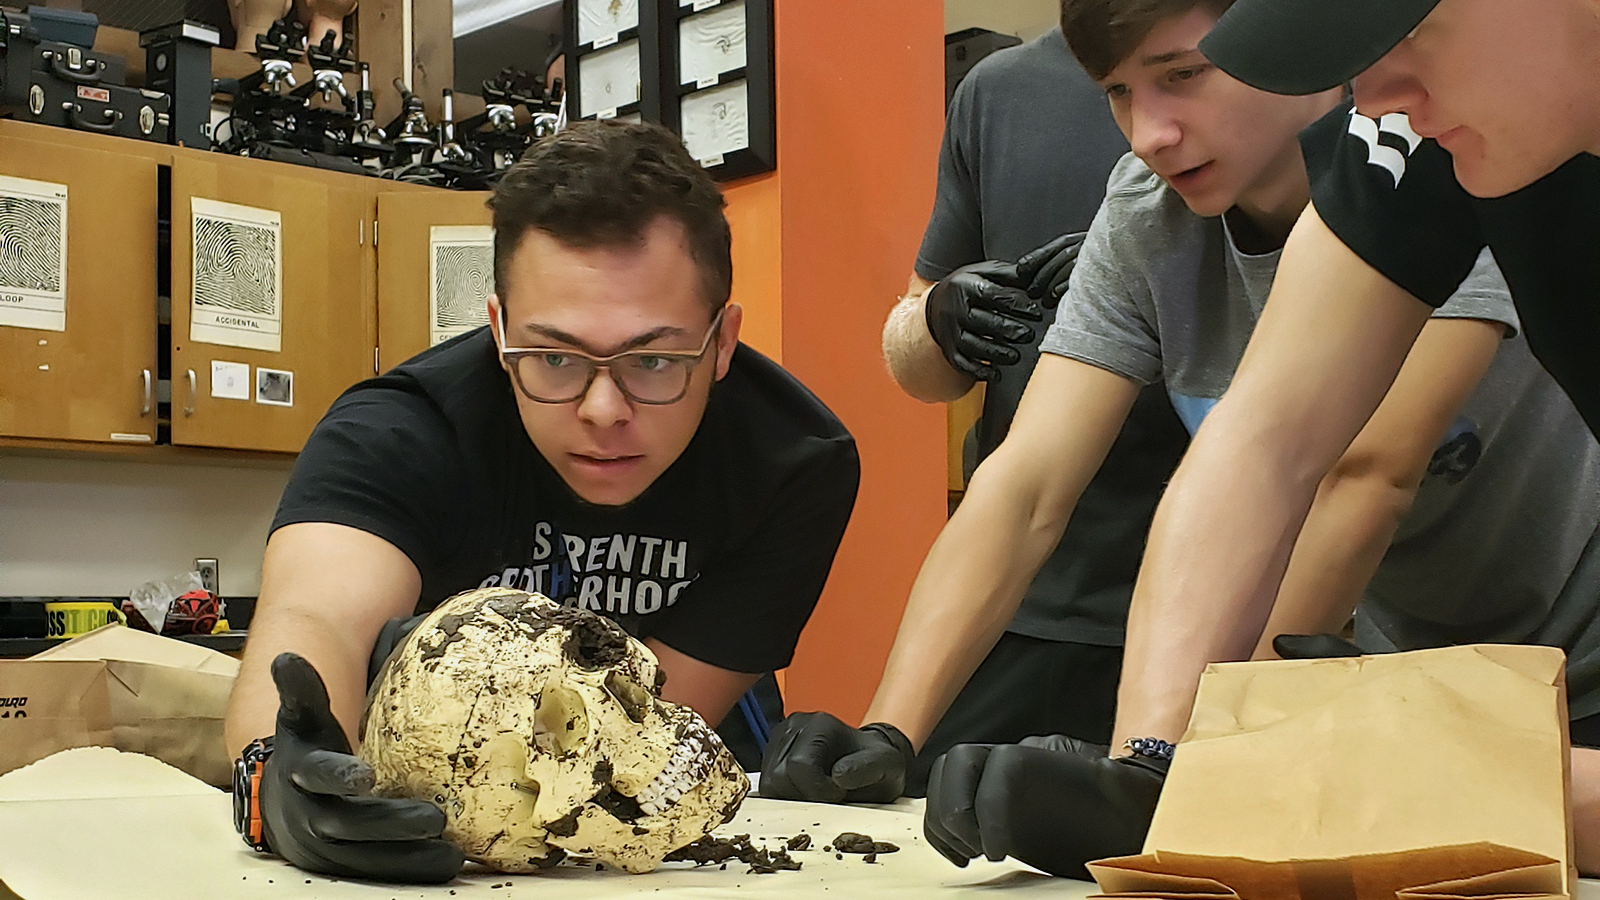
[1198,0,1442,95]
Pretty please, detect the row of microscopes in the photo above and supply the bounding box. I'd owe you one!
[0,6,564,189]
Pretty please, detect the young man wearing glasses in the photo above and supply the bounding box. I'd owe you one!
[221,121,860,883]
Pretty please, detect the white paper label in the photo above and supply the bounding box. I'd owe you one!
[109,433,154,443]
[597,108,618,120]
[255,367,293,407]
[0,174,68,332]
[189,197,283,353]
[210,359,250,400]
[429,225,494,347]
[593,33,618,49]
[701,154,726,168]
[697,76,719,89]
[694,0,717,10]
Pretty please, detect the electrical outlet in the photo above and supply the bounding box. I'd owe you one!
[194,558,220,596]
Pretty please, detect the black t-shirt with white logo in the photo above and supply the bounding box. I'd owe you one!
[272,329,860,674]
[1302,100,1600,437]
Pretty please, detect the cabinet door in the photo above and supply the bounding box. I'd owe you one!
[376,189,494,373]
[169,151,377,452]
[0,133,160,444]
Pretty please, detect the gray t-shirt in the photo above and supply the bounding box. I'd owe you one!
[915,28,1189,645]
[1044,153,1600,715]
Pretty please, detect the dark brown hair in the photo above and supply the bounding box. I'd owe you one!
[489,119,732,310]
[1060,0,1236,81]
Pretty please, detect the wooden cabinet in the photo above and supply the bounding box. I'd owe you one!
[0,127,162,445]
[0,121,497,459]
[376,190,494,372]
[167,150,377,453]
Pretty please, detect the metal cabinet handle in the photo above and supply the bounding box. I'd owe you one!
[140,369,153,416]
[184,368,196,416]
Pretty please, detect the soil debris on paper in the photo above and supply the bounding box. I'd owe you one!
[832,832,899,855]
[665,833,803,874]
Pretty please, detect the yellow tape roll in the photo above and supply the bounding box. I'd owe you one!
[44,601,126,638]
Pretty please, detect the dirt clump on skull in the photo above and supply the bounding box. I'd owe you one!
[359,587,749,873]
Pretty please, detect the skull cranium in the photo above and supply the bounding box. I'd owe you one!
[359,587,749,873]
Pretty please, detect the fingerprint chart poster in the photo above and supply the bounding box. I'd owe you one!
[429,225,494,346]
[0,174,69,332]
[189,197,282,352]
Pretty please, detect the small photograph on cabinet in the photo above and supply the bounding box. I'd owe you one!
[256,367,294,407]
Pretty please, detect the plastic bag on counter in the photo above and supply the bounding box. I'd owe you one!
[124,571,225,636]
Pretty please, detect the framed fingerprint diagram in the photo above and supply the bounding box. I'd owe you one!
[663,0,774,180]
[566,0,660,122]
[563,0,774,180]
[189,198,283,353]
[429,225,494,346]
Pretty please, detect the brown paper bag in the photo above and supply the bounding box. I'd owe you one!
[0,626,239,786]
[1088,645,1573,899]
[0,659,116,776]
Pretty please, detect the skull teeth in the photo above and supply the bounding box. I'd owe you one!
[635,719,721,817]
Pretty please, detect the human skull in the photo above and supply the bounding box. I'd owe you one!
[359,587,749,873]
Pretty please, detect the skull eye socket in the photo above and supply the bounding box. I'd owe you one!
[534,684,590,755]
[562,618,632,670]
[604,670,652,723]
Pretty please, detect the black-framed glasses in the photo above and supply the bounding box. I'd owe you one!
[498,308,726,405]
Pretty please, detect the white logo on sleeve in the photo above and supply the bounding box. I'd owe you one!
[1347,111,1424,187]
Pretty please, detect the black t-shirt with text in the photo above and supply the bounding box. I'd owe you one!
[272,329,860,675]
[1304,100,1600,437]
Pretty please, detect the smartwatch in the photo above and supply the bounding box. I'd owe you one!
[232,736,275,853]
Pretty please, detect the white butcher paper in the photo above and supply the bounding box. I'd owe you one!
[0,748,1114,899]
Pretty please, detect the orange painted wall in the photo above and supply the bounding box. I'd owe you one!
[771,1,948,722]
[723,172,783,360]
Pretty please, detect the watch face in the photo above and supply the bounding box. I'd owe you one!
[232,756,249,836]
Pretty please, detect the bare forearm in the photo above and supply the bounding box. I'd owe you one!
[862,465,1074,746]
[1252,474,1414,658]
[225,607,379,756]
[1252,317,1501,659]
[1115,423,1321,745]
[1575,747,1600,876]
[864,358,1138,747]
[223,523,423,757]
[882,286,978,403]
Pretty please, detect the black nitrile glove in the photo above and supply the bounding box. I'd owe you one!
[259,652,463,883]
[1015,231,1087,309]
[367,613,427,687]
[1272,633,1365,659]
[759,711,914,804]
[924,260,1043,382]
[1017,733,1110,755]
[923,741,1166,880]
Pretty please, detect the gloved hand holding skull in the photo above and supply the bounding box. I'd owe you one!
[358,587,750,874]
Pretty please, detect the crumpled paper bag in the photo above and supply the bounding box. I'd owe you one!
[2,626,241,786]
[1088,644,1573,899]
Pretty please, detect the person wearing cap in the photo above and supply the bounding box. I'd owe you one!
[1145,0,1600,869]
[915,0,1600,879]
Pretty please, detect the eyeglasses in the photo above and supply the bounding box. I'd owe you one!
[498,308,726,405]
